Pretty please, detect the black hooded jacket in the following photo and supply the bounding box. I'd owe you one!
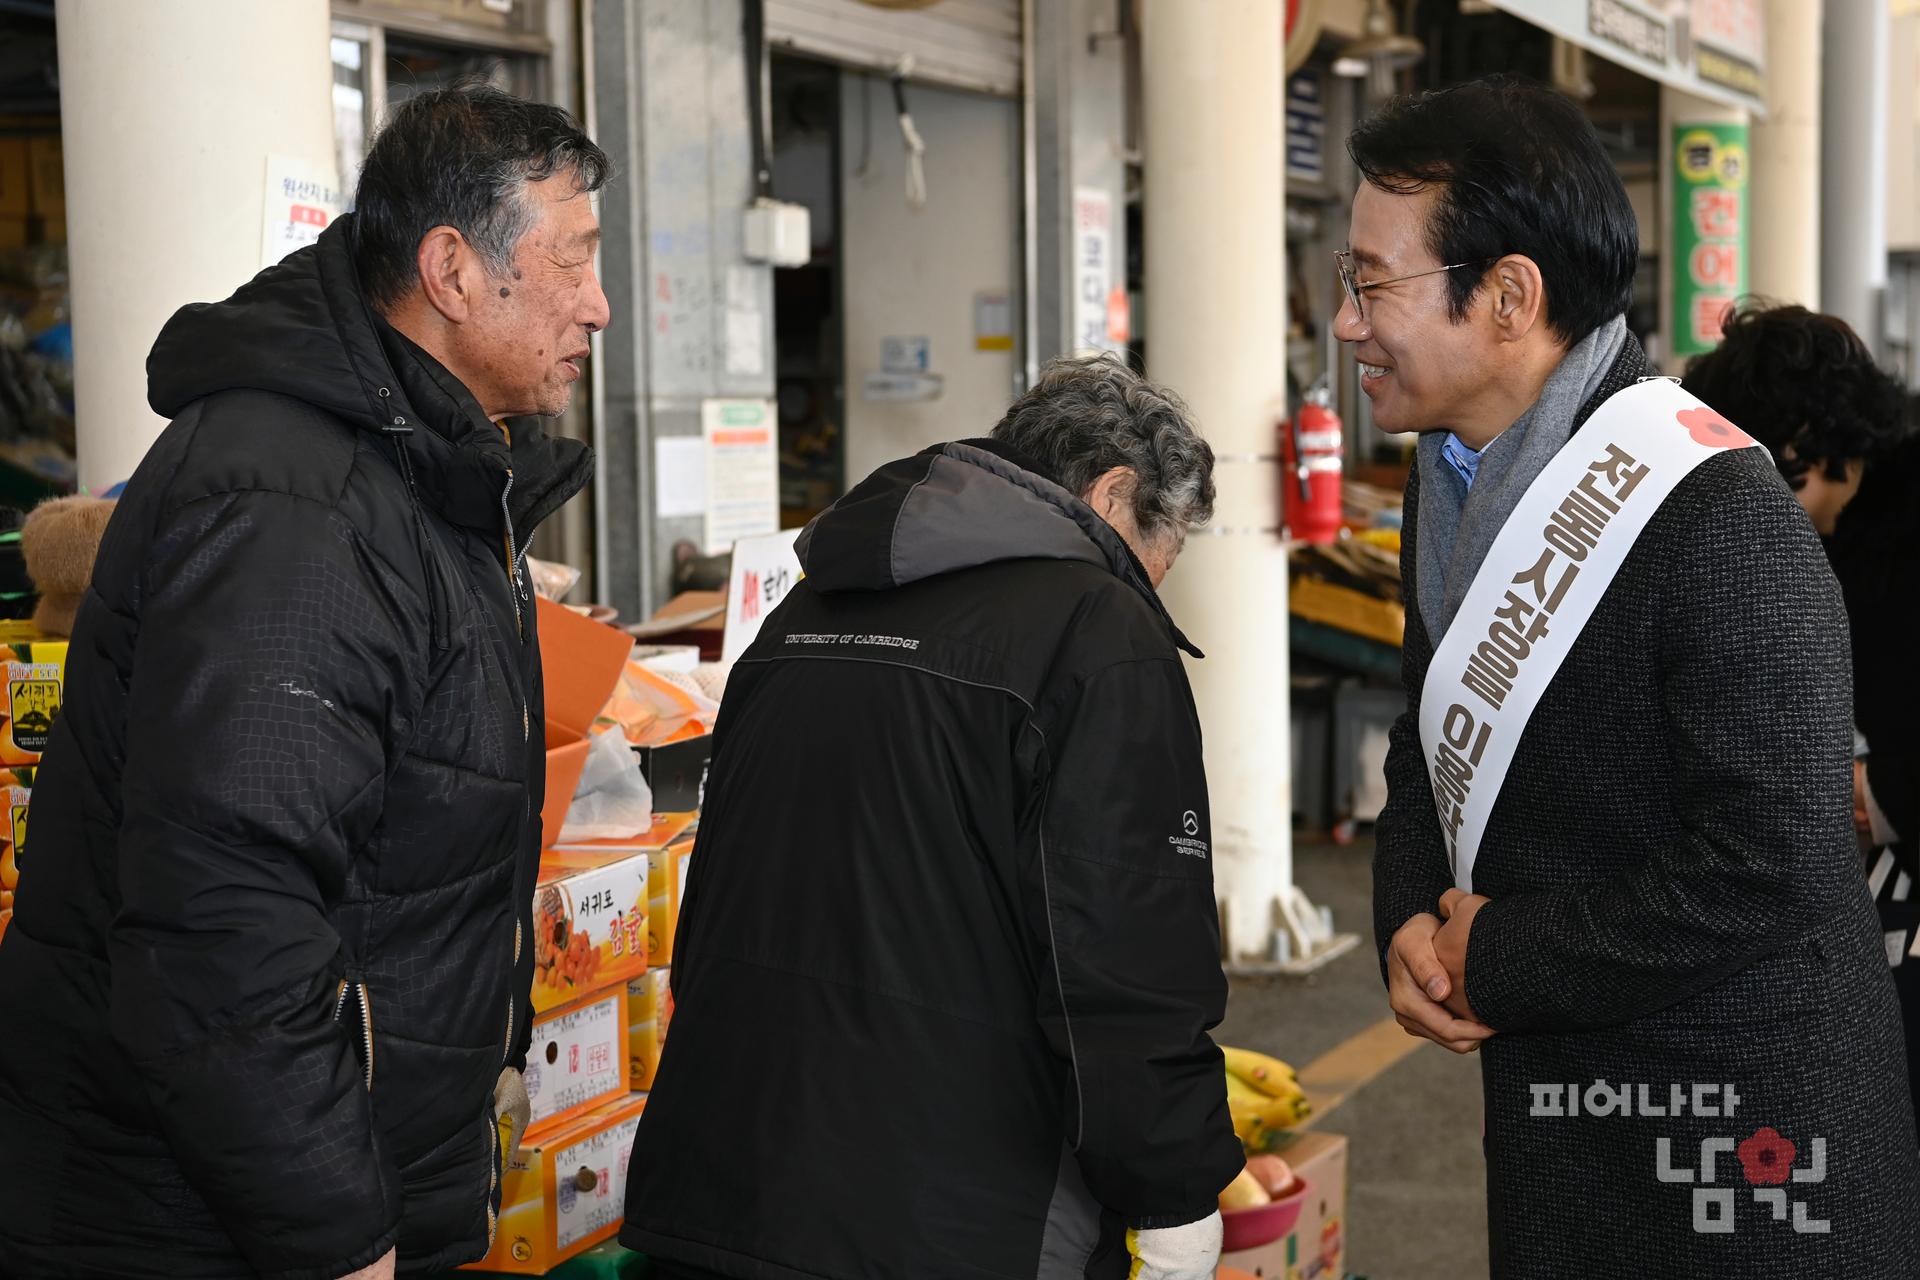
[620,439,1242,1280]
[1832,434,1920,841]
[0,214,590,1278]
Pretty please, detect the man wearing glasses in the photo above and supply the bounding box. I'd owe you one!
[1351,76,1918,1273]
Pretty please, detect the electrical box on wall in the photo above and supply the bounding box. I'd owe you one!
[743,198,811,267]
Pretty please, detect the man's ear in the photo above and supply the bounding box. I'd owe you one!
[1487,253,1548,345]
[1084,465,1137,524]
[416,226,479,323]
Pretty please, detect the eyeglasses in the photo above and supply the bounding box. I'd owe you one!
[1335,250,1498,324]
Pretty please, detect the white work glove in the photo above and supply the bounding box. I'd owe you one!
[495,1066,531,1161]
[1126,1210,1223,1280]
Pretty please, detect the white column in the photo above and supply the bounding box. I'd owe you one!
[1821,0,1889,352]
[57,0,336,491]
[1141,0,1291,961]
[1749,0,1820,307]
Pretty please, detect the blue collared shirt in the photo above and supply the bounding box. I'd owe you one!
[1440,432,1483,491]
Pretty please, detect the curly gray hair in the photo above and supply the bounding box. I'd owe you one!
[990,354,1215,550]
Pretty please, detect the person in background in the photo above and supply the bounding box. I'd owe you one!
[0,84,608,1278]
[1353,77,1919,1273]
[1683,301,1920,1128]
[621,355,1243,1280]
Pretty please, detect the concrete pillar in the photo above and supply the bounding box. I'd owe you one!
[1031,0,1130,368]
[1141,0,1292,961]
[56,0,336,491]
[1658,88,1747,374]
[1821,0,1889,353]
[590,0,772,619]
[1749,0,1821,307]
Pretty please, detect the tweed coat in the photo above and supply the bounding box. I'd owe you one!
[1374,337,1920,1276]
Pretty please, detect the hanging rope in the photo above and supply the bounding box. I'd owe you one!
[890,56,927,210]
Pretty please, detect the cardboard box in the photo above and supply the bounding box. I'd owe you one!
[0,767,31,946]
[646,844,688,966]
[0,640,68,767]
[532,851,649,1015]
[626,966,673,1092]
[633,735,711,813]
[537,598,634,849]
[524,986,629,1139]
[26,135,61,215]
[0,139,27,217]
[552,823,693,967]
[1219,1130,1349,1280]
[552,811,696,861]
[625,590,725,661]
[462,1092,647,1274]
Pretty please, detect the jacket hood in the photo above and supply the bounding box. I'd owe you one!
[149,213,400,430]
[796,438,1200,656]
[145,213,591,536]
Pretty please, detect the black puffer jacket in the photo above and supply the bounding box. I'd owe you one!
[621,439,1242,1279]
[0,215,590,1278]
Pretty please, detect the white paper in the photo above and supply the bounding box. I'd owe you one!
[654,436,708,520]
[974,291,1014,350]
[261,155,344,270]
[703,399,779,554]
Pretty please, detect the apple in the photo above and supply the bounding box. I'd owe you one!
[1245,1153,1295,1197]
[1217,1164,1271,1211]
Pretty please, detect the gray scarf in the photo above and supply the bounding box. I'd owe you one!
[1416,315,1630,642]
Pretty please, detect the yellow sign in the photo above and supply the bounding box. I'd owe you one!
[8,670,60,754]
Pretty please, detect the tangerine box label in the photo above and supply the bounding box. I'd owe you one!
[1,644,67,766]
[524,987,628,1137]
[532,851,649,1015]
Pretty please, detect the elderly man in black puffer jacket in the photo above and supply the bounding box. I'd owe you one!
[0,85,607,1279]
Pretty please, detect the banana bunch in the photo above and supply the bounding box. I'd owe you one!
[1222,1044,1309,1153]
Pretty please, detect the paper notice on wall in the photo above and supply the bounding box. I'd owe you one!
[703,398,778,554]
[654,436,707,520]
[261,155,344,270]
[975,291,1014,351]
[1073,187,1117,355]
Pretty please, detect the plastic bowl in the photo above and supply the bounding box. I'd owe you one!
[1220,1175,1312,1252]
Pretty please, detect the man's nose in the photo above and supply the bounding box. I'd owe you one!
[582,265,612,334]
[1333,290,1368,344]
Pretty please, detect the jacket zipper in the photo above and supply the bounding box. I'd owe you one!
[501,469,527,642]
[501,468,530,1078]
[333,978,375,1091]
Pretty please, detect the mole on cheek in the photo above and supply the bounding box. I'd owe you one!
[499,287,511,298]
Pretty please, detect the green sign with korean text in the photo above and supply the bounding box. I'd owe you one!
[1671,122,1749,357]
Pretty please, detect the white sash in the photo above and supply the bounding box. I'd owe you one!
[1420,377,1763,892]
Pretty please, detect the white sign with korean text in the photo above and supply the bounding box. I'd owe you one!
[261,155,344,270]
[702,398,779,554]
[1073,187,1116,355]
[722,527,803,666]
[1420,378,1763,891]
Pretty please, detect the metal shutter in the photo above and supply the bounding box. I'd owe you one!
[764,0,1022,97]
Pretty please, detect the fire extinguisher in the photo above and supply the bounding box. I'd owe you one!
[1281,378,1344,544]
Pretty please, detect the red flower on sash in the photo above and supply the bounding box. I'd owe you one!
[1677,405,1755,450]
[1737,1127,1796,1186]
